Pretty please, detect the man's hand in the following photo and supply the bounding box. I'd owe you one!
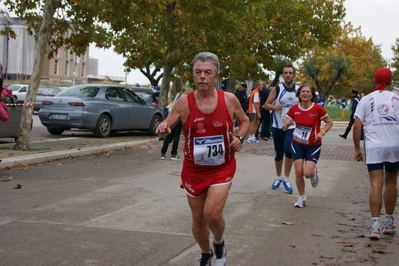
[229,132,242,152]
[354,150,363,162]
[0,93,5,101]
[274,102,283,111]
[156,121,171,138]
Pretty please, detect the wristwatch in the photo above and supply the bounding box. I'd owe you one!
[236,135,244,144]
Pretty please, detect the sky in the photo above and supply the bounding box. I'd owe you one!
[2,1,399,85]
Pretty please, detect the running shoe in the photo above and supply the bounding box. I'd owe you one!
[271,178,282,189]
[282,179,293,194]
[212,241,227,266]
[383,217,397,234]
[247,138,259,144]
[170,155,181,161]
[311,167,319,188]
[294,195,307,208]
[198,250,213,266]
[369,226,381,240]
[161,154,166,160]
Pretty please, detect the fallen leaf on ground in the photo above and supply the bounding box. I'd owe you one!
[282,221,296,225]
[14,184,22,189]
[338,242,354,247]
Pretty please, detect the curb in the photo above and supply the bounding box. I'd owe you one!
[0,139,152,169]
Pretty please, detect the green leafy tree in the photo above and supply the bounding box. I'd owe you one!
[391,38,399,87]
[95,0,345,108]
[1,0,345,149]
[1,0,105,150]
[298,23,386,99]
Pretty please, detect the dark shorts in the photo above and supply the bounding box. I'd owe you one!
[291,141,321,163]
[367,162,399,173]
[248,113,258,122]
[272,127,293,160]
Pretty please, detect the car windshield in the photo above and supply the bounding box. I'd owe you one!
[37,88,60,96]
[9,85,24,91]
[135,92,151,101]
[58,86,100,97]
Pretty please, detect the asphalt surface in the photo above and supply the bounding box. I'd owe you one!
[1,122,399,265]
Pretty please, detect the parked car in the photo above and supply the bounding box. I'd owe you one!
[34,86,62,112]
[131,87,159,107]
[38,84,163,138]
[133,91,159,107]
[8,84,29,103]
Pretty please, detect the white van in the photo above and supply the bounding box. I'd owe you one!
[8,84,29,103]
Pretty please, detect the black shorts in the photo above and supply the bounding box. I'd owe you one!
[367,162,399,173]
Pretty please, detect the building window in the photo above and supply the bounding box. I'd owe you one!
[64,61,69,75]
[65,49,69,59]
[54,60,58,75]
[81,63,85,77]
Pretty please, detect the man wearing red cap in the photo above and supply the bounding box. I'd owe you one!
[353,68,399,240]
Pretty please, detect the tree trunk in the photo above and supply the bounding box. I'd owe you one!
[227,78,236,93]
[158,64,173,110]
[15,0,55,150]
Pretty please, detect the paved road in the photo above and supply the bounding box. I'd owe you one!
[1,121,399,265]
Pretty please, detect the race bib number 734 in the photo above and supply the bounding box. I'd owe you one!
[193,135,225,166]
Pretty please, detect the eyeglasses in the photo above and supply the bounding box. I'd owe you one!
[283,72,294,75]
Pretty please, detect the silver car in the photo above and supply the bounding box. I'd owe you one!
[38,84,163,138]
[34,86,62,112]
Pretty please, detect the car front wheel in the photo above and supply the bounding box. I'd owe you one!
[93,114,111,138]
[147,115,162,136]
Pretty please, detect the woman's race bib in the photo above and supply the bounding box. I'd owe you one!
[293,125,312,144]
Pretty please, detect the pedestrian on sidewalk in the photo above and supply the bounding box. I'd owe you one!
[353,68,399,240]
[156,52,250,266]
[282,83,333,208]
[247,80,263,143]
[234,83,248,115]
[160,78,184,160]
[339,89,360,139]
[258,84,271,141]
[233,82,248,130]
[263,65,299,194]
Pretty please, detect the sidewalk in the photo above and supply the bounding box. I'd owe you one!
[0,122,351,169]
[0,135,158,169]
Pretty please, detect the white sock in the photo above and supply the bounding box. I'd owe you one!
[372,217,380,228]
[284,176,290,181]
[386,215,394,222]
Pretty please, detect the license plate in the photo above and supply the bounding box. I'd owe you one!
[50,114,68,120]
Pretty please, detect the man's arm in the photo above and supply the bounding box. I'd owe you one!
[263,87,280,111]
[156,95,187,138]
[353,116,363,161]
[226,93,250,137]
